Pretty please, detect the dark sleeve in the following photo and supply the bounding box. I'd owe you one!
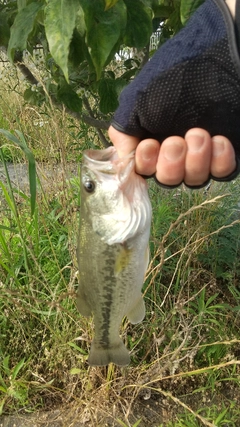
[112,0,240,161]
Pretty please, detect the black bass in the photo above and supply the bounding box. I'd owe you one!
[76,147,152,366]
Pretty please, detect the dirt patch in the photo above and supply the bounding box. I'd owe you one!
[0,162,79,194]
[0,410,78,427]
[0,400,171,427]
[1,380,239,427]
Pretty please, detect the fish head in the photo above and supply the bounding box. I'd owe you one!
[81,147,127,216]
[80,146,152,244]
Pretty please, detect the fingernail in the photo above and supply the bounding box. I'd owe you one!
[186,134,205,152]
[212,137,225,157]
[142,143,159,162]
[163,142,184,161]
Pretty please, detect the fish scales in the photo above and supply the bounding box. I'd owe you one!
[77,147,152,366]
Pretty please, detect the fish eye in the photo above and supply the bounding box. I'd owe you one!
[84,180,95,193]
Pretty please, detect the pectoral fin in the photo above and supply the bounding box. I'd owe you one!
[127,296,145,324]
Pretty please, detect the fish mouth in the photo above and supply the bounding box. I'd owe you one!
[84,146,117,163]
[83,147,135,178]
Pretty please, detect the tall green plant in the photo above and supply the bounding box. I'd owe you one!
[0,129,36,215]
[0,130,37,280]
[0,0,204,143]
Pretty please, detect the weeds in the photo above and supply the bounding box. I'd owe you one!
[0,356,28,415]
[0,85,240,426]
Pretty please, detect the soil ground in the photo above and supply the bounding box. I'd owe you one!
[0,161,79,194]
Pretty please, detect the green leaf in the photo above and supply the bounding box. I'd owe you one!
[57,83,82,112]
[153,5,173,19]
[75,5,86,37]
[70,368,82,375]
[68,342,87,354]
[121,67,137,82]
[11,358,25,380]
[15,130,37,217]
[69,29,90,68]
[2,356,10,374]
[0,129,36,216]
[0,12,10,47]
[214,408,228,424]
[167,2,183,34]
[0,397,7,416]
[0,181,16,214]
[98,78,119,114]
[180,0,204,26]
[17,0,27,11]
[81,0,127,79]
[23,87,39,105]
[115,77,128,96]
[7,2,43,61]
[0,225,17,233]
[123,0,152,48]
[45,0,80,82]
[0,370,8,390]
[105,0,119,10]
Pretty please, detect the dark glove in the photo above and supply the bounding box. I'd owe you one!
[112,0,240,186]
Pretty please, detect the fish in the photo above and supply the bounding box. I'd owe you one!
[76,146,152,366]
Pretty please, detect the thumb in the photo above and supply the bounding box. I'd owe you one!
[108,125,140,158]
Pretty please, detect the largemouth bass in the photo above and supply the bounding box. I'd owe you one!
[76,147,152,366]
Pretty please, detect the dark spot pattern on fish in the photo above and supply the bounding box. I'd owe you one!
[98,245,117,348]
[100,306,111,348]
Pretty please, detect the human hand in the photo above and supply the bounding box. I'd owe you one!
[108,126,237,188]
[110,0,240,180]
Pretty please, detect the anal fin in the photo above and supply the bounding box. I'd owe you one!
[127,296,145,324]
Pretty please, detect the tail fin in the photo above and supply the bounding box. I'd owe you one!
[88,339,130,366]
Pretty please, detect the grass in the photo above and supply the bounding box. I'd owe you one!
[0,80,240,426]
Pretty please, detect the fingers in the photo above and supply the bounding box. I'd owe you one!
[155,137,187,185]
[150,129,212,186]
[184,129,212,186]
[108,125,140,157]
[183,129,236,185]
[211,135,236,177]
[135,129,236,186]
[135,139,160,176]
[135,136,188,185]
[109,125,237,187]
